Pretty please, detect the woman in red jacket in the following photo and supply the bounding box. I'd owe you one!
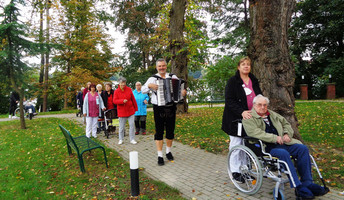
[113,77,138,145]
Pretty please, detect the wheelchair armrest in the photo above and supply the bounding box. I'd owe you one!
[243,137,273,159]
[243,136,260,141]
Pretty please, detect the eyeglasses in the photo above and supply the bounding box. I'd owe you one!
[255,103,268,107]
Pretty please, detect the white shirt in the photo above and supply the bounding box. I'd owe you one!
[141,73,179,105]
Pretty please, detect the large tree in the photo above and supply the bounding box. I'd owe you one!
[209,0,250,58]
[170,0,188,113]
[54,0,115,108]
[0,0,37,129]
[111,0,167,74]
[290,0,344,98]
[248,0,302,140]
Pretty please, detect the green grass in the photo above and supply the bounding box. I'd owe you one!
[38,109,79,115]
[0,118,184,200]
[145,101,344,189]
[0,109,79,118]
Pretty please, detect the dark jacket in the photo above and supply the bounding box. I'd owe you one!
[100,90,108,108]
[102,89,117,118]
[76,91,83,106]
[221,70,262,136]
[9,91,19,105]
[102,90,117,109]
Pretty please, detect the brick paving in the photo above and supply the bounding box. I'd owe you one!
[1,112,343,200]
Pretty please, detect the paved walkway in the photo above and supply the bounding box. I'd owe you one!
[1,113,343,199]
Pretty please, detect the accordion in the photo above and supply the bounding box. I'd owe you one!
[156,77,185,106]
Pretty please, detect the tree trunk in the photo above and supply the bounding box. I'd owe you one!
[64,65,71,110]
[248,0,302,141]
[7,18,26,129]
[38,2,45,112]
[169,0,188,113]
[43,0,50,112]
[9,75,26,129]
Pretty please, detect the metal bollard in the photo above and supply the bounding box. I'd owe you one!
[129,151,139,197]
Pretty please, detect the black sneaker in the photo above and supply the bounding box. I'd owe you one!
[158,157,164,166]
[166,152,174,161]
[232,172,245,184]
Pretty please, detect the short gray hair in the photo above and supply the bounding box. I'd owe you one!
[135,82,141,85]
[96,84,102,89]
[253,94,270,105]
[118,77,127,83]
[156,58,167,66]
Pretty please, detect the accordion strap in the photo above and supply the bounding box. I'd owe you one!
[151,73,175,80]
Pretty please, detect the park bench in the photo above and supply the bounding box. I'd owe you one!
[58,124,108,173]
[208,99,225,107]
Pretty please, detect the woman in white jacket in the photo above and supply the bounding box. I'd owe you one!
[83,83,106,138]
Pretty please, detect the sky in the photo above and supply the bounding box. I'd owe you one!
[0,0,127,67]
[0,0,227,68]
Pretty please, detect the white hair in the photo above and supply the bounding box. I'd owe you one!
[118,77,127,83]
[135,82,141,85]
[253,94,270,105]
[96,84,102,89]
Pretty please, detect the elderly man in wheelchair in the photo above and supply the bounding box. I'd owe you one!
[227,95,329,200]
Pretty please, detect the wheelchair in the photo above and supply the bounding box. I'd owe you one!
[227,133,328,199]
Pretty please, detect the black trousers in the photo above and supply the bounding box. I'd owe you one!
[153,104,176,140]
[9,104,17,116]
[134,115,146,133]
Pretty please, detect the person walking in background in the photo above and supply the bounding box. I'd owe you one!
[133,82,149,135]
[9,91,19,118]
[103,82,116,111]
[113,77,138,145]
[141,58,186,166]
[76,87,84,117]
[221,56,262,183]
[103,82,117,127]
[97,84,105,133]
[83,82,91,99]
[83,83,106,138]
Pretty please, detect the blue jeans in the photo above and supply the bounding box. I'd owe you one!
[266,144,313,188]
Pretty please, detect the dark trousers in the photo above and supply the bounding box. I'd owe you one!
[9,104,17,116]
[134,115,146,133]
[153,104,176,140]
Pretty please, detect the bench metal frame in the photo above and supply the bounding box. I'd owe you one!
[59,125,109,173]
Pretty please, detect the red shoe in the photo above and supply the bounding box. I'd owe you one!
[135,132,139,135]
[142,132,146,135]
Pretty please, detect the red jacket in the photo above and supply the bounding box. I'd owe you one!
[113,86,138,117]
[83,87,89,99]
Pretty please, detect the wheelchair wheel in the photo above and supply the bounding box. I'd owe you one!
[227,145,263,195]
[273,188,284,200]
[15,108,21,118]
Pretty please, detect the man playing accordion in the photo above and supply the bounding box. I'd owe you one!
[142,58,187,166]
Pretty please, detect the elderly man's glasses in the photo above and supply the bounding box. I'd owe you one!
[255,103,268,107]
